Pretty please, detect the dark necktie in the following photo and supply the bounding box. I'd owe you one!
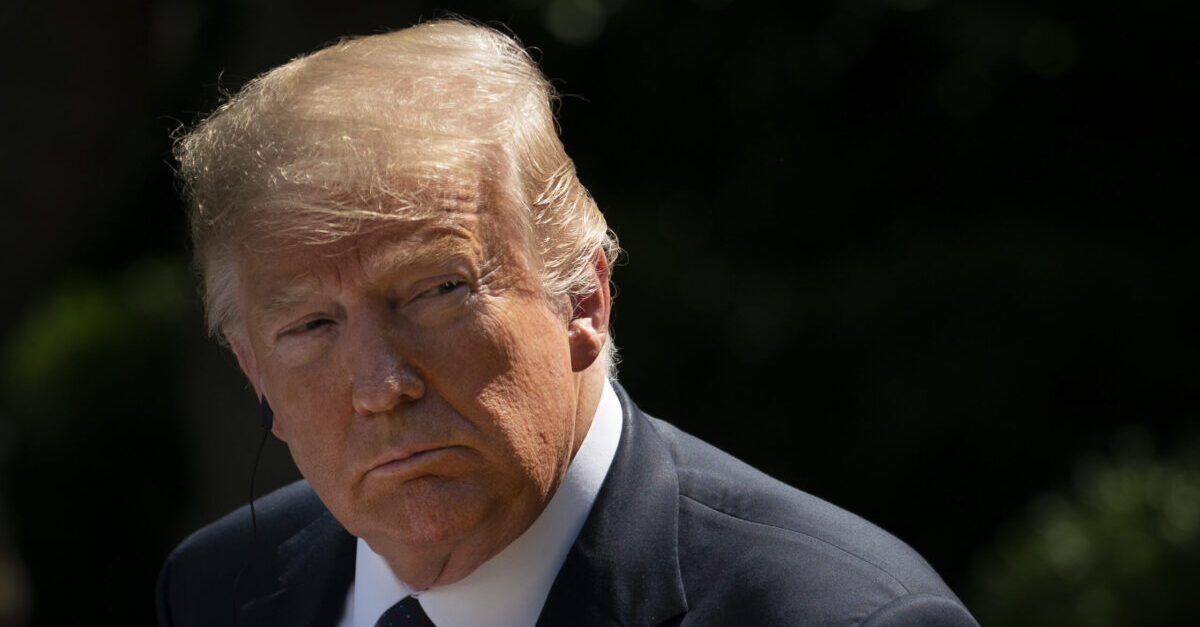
[374,596,436,627]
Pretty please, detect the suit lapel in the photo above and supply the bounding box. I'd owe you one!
[238,509,356,627]
[537,385,688,627]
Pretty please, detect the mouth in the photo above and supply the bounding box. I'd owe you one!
[368,444,458,477]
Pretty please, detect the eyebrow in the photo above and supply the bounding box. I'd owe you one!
[251,224,484,321]
[361,227,482,278]
[256,275,325,320]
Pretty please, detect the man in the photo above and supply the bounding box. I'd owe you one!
[158,19,979,627]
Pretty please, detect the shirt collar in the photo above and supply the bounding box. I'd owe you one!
[346,380,623,627]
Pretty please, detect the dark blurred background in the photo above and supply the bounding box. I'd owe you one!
[1,0,1197,625]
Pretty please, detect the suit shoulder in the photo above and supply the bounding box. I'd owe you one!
[166,479,327,565]
[158,480,353,627]
[644,418,972,623]
[158,478,330,621]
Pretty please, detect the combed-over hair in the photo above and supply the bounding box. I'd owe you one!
[175,19,618,350]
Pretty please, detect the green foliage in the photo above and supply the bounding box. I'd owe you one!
[0,257,196,626]
[969,431,1200,626]
[4,281,126,392]
[4,257,190,384]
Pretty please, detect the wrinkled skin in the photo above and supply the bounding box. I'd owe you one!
[226,204,609,589]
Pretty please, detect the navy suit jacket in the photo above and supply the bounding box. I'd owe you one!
[157,387,979,626]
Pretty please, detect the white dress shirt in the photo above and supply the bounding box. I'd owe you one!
[337,381,623,627]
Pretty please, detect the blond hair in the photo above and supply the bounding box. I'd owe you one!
[175,19,618,348]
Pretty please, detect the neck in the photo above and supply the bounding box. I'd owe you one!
[568,366,605,461]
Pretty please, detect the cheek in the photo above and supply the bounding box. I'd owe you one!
[270,369,353,483]
[416,296,548,399]
[466,303,577,487]
[282,434,339,488]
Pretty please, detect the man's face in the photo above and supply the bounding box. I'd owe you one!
[228,195,594,581]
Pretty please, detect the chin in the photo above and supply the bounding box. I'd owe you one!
[354,475,514,548]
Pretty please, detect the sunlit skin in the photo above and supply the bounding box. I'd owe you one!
[224,197,610,589]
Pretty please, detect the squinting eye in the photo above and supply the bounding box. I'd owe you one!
[303,319,332,331]
[282,319,332,336]
[428,280,465,296]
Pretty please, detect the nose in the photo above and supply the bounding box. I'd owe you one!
[349,322,425,416]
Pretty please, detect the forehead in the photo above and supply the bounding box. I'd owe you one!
[240,212,482,293]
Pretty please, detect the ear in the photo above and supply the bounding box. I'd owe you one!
[225,325,288,440]
[568,249,612,373]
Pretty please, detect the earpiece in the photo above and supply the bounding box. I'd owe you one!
[259,397,274,430]
[236,397,273,622]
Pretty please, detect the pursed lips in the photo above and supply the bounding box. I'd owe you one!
[367,443,459,477]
